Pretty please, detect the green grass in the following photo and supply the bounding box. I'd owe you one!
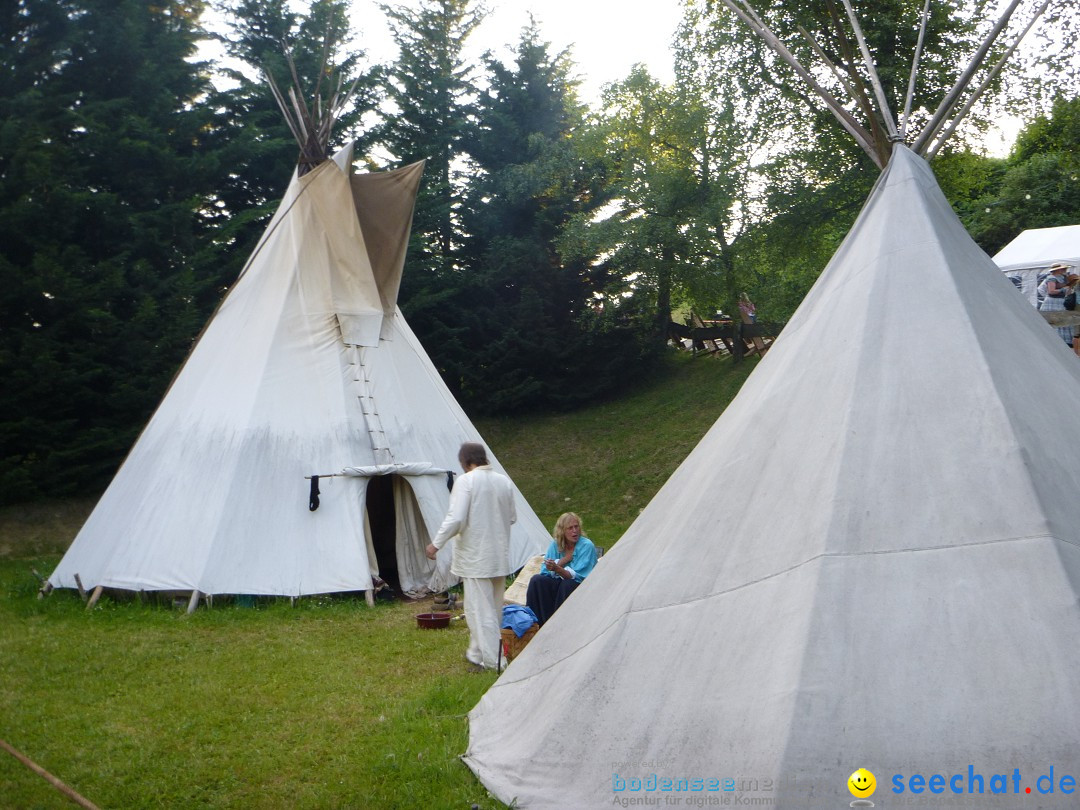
[0,572,501,809]
[0,351,755,809]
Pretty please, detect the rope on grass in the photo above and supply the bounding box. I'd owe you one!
[0,737,101,810]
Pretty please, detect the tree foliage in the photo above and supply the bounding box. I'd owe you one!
[679,0,1078,320]
[567,68,715,330]
[2,0,1078,507]
[210,0,382,268]
[451,22,658,413]
[376,0,482,264]
[369,0,490,405]
[954,94,1080,254]
[0,0,225,502]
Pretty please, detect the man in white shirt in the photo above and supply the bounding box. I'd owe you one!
[426,442,516,670]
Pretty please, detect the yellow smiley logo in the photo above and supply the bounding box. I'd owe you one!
[848,767,876,798]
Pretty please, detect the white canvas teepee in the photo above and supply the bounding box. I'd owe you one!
[49,145,548,598]
[465,4,1080,809]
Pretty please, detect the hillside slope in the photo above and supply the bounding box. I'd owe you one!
[476,351,757,547]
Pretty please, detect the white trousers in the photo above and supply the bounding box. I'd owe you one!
[463,576,504,669]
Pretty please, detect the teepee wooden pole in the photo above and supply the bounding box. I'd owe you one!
[795,21,888,161]
[839,0,899,139]
[926,0,1052,159]
[912,0,1024,154]
[718,0,882,167]
[266,73,306,146]
[265,32,361,175]
[286,56,313,131]
[900,0,931,138]
[0,739,101,810]
[796,25,872,124]
[0,743,100,810]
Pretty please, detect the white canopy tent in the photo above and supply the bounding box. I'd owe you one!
[49,145,548,599]
[994,223,1080,306]
[465,0,1080,806]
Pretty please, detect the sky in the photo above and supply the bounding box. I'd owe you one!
[201,2,683,103]
[202,1,1031,154]
[347,0,683,103]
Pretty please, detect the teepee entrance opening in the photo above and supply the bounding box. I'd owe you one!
[360,473,438,598]
[365,474,399,592]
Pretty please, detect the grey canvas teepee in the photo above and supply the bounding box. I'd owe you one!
[464,4,1080,809]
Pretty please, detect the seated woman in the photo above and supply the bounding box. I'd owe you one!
[526,512,598,626]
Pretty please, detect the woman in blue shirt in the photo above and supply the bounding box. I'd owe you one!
[526,512,598,626]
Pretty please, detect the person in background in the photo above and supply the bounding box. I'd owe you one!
[426,442,516,671]
[738,292,757,323]
[1037,263,1078,347]
[526,512,598,626]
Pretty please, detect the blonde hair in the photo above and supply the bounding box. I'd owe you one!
[553,512,583,554]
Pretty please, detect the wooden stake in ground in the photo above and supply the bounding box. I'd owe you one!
[86,585,103,610]
[0,738,101,810]
[31,567,53,599]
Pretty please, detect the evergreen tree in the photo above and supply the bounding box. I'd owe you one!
[377,0,482,265]
[209,0,381,268]
[371,0,484,402]
[0,0,224,502]
[455,21,654,412]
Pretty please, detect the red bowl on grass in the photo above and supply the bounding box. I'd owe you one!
[416,611,452,629]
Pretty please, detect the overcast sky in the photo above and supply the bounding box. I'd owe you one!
[204,1,1026,154]
[348,0,683,103]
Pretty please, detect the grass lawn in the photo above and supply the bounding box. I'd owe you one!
[0,351,756,809]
